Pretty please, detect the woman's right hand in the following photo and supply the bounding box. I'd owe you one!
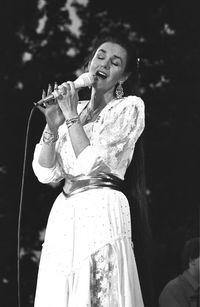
[37,83,65,133]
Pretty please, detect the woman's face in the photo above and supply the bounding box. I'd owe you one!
[88,42,128,93]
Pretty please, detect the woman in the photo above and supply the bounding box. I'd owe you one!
[32,32,147,307]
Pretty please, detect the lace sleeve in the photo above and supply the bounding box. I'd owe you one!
[77,96,145,177]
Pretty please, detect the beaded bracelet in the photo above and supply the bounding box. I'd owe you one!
[65,116,80,128]
[42,130,59,145]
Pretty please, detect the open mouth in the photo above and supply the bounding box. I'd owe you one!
[96,71,107,79]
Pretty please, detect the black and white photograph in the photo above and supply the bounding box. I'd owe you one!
[0,1,199,306]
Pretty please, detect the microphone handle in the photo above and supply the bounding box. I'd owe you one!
[34,84,67,106]
[34,93,55,106]
[34,71,94,106]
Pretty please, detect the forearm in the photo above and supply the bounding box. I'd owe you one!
[38,143,57,168]
[38,126,58,168]
[67,121,90,157]
[56,82,90,156]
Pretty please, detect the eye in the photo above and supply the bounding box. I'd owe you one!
[97,55,104,60]
[111,56,121,67]
[96,51,105,60]
[111,61,120,66]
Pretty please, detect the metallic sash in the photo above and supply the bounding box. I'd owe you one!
[62,173,124,198]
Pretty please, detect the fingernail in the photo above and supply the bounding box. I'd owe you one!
[48,83,52,92]
[54,82,58,89]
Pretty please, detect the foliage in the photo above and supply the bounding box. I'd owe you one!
[0,0,199,306]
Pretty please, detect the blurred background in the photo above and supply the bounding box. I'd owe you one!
[0,0,199,306]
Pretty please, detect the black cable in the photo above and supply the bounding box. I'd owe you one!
[17,106,37,307]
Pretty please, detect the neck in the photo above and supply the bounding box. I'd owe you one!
[187,269,199,284]
[90,88,115,110]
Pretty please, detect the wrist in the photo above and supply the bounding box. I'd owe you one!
[46,125,58,135]
[65,116,80,129]
[64,111,78,121]
[42,129,59,145]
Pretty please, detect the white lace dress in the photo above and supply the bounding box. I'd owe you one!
[32,95,145,307]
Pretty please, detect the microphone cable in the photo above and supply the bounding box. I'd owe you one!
[17,106,37,307]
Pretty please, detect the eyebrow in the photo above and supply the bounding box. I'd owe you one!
[98,49,122,62]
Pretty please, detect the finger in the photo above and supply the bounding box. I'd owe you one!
[58,84,68,97]
[52,82,58,104]
[42,89,46,99]
[58,84,67,93]
[47,83,52,95]
[54,89,62,99]
[66,81,75,96]
[62,82,71,91]
[66,81,75,90]
[61,85,68,95]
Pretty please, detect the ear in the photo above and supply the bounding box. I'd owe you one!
[120,72,131,84]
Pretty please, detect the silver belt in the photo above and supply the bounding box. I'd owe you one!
[62,173,124,198]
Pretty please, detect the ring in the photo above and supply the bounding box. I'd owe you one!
[58,85,67,97]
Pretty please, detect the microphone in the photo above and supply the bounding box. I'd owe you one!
[34,72,95,106]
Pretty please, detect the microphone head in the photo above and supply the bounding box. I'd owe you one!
[74,72,95,89]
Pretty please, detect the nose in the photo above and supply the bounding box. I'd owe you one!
[101,58,110,70]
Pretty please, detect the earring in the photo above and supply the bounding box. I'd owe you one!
[115,81,124,99]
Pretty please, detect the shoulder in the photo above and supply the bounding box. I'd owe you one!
[160,276,185,297]
[163,276,182,290]
[118,96,145,122]
[121,95,144,108]
[125,95,144,114]
[124,95,144,106]
[106,95,144,116]
[159,275,191,307]
[99,95,145,134]
[112,95,144,108]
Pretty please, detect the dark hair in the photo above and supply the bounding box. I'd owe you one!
[124,134,155,307]
[86,31,154,306]
[181,237,200,271]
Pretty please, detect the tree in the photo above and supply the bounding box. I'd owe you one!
[0,0,199,306]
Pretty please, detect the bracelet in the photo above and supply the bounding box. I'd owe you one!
[42,130,59,145]
[65,116,80,128]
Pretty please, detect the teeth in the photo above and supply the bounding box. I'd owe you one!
[96,71,107,78]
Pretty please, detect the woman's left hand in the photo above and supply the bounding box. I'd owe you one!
[55,81,79,120]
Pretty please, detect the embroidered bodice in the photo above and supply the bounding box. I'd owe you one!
[32,95,145,184]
